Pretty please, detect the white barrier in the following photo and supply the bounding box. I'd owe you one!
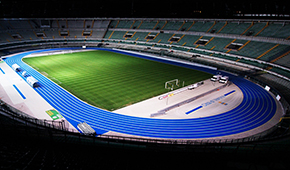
[27,76,39,88]
[12,63,20,71]
[77,122,96,135]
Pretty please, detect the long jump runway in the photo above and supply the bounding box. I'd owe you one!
[2,48,283,140]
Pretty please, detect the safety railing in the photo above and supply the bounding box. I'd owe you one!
[0,100,285,146]
[0,99,72,132]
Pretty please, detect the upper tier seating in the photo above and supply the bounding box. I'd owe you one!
[1,18,290,80]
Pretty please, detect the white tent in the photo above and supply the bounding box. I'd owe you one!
[12,64,20,71]
[27,76,39,88]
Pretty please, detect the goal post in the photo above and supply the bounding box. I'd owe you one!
[165,79,179,90]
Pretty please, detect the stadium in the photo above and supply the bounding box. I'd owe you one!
[1,1,290,169]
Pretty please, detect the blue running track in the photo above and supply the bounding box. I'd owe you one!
[4,48,278,139]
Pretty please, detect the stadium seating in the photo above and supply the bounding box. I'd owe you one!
[275,53,290,68]
[1,18,290,169]
[138,20,159,30]
[101,20,290,78]
[1,18,290,108]
[219,22,251,35]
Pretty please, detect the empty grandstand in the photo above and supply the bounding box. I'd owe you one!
[1,16,290,169]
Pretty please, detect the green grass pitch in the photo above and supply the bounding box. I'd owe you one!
[23,50,212,111]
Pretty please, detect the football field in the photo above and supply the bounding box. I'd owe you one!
[23,50,212,110]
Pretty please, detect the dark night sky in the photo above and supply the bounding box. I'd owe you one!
[0,0,289,18]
